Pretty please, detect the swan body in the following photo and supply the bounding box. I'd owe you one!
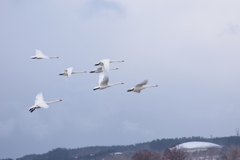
[59,67,86,77]
[29,92,62,113]
[30,49,59,59]
[93,72,123,90]
[90,67,118,73]
[127,80,158,93]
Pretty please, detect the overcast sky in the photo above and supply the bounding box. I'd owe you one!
[0,0,240,159]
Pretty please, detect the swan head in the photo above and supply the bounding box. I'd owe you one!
[30,56,37,59]
[59,73,64,75]
[93,87,100,91]
[120,82,124,84]
[127,88,134,92]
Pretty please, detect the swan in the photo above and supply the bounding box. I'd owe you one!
[29,92,62,113]
[93,72,124,90]
[94,59,124,72]
[30,49,59,59]
[89,67,118,73]
[59,67,86,78]
[127,80,158,93]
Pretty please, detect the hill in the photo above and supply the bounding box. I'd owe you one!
[2,136,240,160]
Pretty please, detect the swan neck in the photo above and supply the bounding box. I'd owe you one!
[109,82,123,86]
[143,85,157,89]
[110,60,124,63]
[72,71,86,74]
[110,68,118,70]
[49,56,59,59]
[46,100,61,104]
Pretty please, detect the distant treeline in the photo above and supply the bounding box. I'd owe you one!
[2,136,239,160]
[149,136,240,150]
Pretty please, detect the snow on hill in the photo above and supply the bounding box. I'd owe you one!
[174,141,222,152]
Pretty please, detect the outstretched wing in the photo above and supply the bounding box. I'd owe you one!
[96,67,103,73]
[99,73,109,86]
[35,92,44,105]
[67,67,73,77]
[135,80,148,87]
[135,90,141,93]
[98,72,104,85]
[35,49,49,59]
[101,59,110,73]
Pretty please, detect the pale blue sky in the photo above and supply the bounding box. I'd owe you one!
[0,0,240,159]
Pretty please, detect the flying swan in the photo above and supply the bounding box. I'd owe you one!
[59,67,86,79]
[29,92,62,113]
[93,72,124,90]
[127,80,158,93]
[30,49,59,59]
[90,67,118,73]
[94,59,124,72]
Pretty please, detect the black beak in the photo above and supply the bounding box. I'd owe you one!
[90,71,95,73]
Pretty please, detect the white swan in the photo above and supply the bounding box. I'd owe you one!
[127,80,158,93]
[59,67,86,78]
[30,49,59,59]
[94,59,124,72]
[93,72,124,90]
[29,92,62,113]
[90,67,118,73]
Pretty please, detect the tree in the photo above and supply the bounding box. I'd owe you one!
[163,147,188,160]
[220,145,240,160]
[132,149,162,160]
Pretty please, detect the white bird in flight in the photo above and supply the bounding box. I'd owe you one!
[94,59,124,72]
[89,67,118,73]
[127,80,158,93]
[59,67,86,79]
[30,49,59,59]
[93,72,124,91]
[29,92,62,113]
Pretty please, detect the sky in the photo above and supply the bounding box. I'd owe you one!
[0,0,240,159]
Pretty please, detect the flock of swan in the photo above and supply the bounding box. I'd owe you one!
[29,49,158,113]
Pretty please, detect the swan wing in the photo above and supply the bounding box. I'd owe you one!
[135,80,148,87]
[98,72,105,85]
[101,75,109,86]
[96,67,103,73]
[67,67,73,77]
[35,49,49,59]
[99,73,109,86]
[135,90,141,93]
[35,92,44,104]
[101,59,110,73]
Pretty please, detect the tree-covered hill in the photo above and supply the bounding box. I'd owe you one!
[2,136,239,160]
